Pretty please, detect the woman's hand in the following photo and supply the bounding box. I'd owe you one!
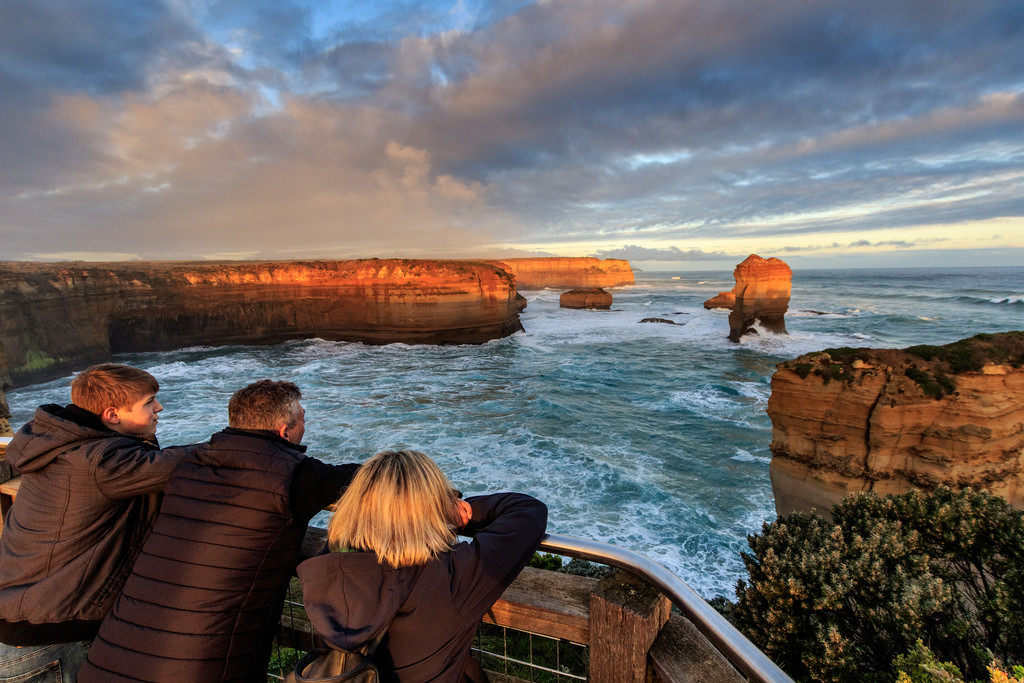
[455,499,473,529]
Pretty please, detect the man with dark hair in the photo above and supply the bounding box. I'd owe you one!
[80,379,360,682]
[0,364,189,682]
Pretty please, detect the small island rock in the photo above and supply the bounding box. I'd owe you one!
[560,288,612,310]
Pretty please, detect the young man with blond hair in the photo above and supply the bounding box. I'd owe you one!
[81,379,360,682]
[0,363,190,682]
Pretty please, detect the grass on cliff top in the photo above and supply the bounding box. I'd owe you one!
[789,331,1024,398]
[803,331,1024,373]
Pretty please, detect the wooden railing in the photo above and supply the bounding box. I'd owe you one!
[289,526,794,683]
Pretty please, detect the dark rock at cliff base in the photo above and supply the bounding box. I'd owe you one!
[639,318,677,325]
[0,343,11,436]
[559,288,612,310]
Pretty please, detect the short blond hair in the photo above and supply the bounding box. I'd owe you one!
[71,364,159,415]
[228,380,302,430]
[326,450,460,568]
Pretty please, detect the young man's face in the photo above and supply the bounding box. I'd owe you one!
[104,392,163,437]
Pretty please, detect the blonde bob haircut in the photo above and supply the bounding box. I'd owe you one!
[326,450,461,568]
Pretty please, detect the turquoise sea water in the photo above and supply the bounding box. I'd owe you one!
[8,266,1023,599]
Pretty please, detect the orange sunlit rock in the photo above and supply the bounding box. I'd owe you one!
[767,335,1024,518]
[704,254,791,342]
[490,257,634,289]
[0,259,523,388]
[559,287,613,310]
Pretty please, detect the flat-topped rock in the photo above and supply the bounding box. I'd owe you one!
[560,288,613,310]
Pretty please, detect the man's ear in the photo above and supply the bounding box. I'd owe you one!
[101,406,120,425]
[276,423,289,440]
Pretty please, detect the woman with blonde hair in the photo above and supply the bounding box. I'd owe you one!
[297,450,547,682]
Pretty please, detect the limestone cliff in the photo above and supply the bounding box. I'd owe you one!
[490,257,634,289]
[768,332,1024,518]
[0,259,523,388]
[0,343,11,436]
[704,255,791,342]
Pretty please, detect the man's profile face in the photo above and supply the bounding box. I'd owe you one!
[284,403,305,445]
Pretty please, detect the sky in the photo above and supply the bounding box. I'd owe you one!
[1,0,1022,271]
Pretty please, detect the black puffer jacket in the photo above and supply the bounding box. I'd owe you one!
[0,404,188,646]
[298,492,547,683]
[81,429,357,682]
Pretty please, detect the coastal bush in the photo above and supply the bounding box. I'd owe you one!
[793,362,814,379]
[893,640,962,682]
[732,487,1024,683]
[821,347,869,363]
[905,366,953,398]
[906,332,1024,373]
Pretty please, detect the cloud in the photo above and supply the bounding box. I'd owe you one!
[1,0,1022,263]
[591,245,740,262]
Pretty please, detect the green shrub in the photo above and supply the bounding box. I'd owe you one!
[732,487,1024,683]
[893,640,963,682]
[906,366,950,398]
[529,552,565,571]
[793,362,814,379]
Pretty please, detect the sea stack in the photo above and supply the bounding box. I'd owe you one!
[560,288,612,310]
[767,332,1024,519]
[705,254,791,342]
[0,259,524,388]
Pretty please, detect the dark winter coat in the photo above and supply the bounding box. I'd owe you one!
[80,428,357,682]
[297,492,547,683]
[0,404,188,646]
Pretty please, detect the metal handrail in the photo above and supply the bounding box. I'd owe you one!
[539,532,795,683]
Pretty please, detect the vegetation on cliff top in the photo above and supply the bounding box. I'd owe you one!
[809,332,1024,373]
[787,332,1024,397]
[724,487,1024,683]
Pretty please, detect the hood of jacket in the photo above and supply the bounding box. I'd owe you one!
[297,550,422,652]
[6,404,134,473]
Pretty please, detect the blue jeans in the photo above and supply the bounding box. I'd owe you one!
[0,641,89,683]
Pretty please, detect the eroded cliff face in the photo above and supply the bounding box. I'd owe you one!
[704,255,791,342]
[0,259,523,388]
[491,257,634,289]
[0,343,11,436]
[768,332,1024,518]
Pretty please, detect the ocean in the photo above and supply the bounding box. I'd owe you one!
[7,266,1023,599]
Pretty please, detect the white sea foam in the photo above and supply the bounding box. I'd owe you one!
[731,449,771,464]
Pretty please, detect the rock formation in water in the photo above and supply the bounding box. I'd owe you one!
[703,255,791,342]
[640,318,677,325]
[702,291,735,310]
[491,257,634,290]
[768,332,1024,518]
[0,259,524,388]
[559,288,613,310]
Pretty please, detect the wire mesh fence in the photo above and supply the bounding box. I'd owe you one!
[266,578,589,682]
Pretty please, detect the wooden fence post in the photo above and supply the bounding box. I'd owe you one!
[589,569,671,683]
